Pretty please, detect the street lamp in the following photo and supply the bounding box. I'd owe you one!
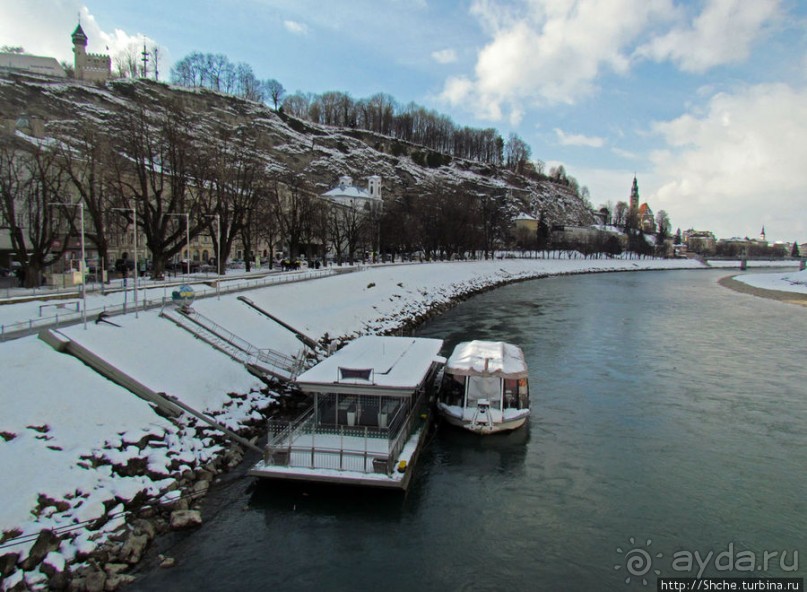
[204,213,221,299]
[166,212,190,278]
[112,206,138,318]
[50,201,87,329]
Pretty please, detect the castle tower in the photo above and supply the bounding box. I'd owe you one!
[72,24,88,78]
[629,175,640,210]
[71,23,111,82]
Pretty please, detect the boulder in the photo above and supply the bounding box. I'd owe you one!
[79,570,106,592]
[0,551,20,579]
[132,519,156,541]
[40,552,70,589]
[169,510,202,530]
[190,479,209,500]
[104,573,135,591]
[47,569,71,590]
[20,529,60,571]
[118,533,148,564]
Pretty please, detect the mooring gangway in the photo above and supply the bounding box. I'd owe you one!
[237,296,320,351]
[160,307,306,381]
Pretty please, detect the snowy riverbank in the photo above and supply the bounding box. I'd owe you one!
[0,256,764,590]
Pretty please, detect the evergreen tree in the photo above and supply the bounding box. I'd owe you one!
[791,241,801,258]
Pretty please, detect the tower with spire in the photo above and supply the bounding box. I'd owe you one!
[71,23,111,82]
[629,175,640,211]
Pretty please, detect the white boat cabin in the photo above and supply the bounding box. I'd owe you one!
[439,340,530,434]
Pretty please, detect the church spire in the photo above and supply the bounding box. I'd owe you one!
[629,175,640,210]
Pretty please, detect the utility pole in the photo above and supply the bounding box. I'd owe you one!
[153,47,159,81]
[140,38,149,78]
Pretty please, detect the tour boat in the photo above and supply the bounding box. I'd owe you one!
[437,340,530,434]
[250,335,445,489]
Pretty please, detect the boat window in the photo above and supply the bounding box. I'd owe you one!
[504,379,519,409]
[466,376,501,406]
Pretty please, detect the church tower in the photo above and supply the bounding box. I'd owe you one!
[368,175,382,201]
[759,226,766,242]
[629,176,640,210]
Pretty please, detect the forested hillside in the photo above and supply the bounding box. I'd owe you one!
[0,72,595,285]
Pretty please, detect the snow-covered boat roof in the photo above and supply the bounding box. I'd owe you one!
[445,340,529,379]
[296,336,445,395]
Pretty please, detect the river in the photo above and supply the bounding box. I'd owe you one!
[131,269,805,591]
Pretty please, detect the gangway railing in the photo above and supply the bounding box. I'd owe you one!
[161,306,305,381]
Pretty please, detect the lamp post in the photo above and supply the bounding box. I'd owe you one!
[204,213,221,299]
[166,212,190,278]
[112,206,138,317]
[50,201,87,329]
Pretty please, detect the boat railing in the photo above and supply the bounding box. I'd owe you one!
[266,405,315,448]
[387,386,427,463]
[263,400,415,475]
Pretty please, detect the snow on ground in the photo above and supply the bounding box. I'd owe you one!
[734,268,807,294]
[705,259,800,269]
[0,339,179,561]
[58,314,261,417]
[245,258,703,340]
[0,255,743,586]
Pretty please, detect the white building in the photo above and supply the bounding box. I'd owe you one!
[322,175,382,209]
[0,53,66,78]
[321,175,383,262]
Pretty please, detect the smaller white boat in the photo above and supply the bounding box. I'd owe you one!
[437,340,530,434]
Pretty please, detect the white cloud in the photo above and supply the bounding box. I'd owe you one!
[636,0,781,72]
[431,48,457,64]
[649,83,807,239]
[283,20,309,35]
[439,0,783,123]
[439,0,677,119]
[554,128,605,148]
[611,147,640,160]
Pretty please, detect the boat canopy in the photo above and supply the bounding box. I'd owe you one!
[445,340,529,379]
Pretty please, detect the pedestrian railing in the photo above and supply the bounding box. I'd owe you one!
[0,267,349,341]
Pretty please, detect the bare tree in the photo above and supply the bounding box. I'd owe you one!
[504,133,531,172]
[114,43,141,79]
[262,79,285,111]
[655,209,671,240]
[195,123,264,274]
[269,171,315,259]
[52,121,118,279]
[613,201,628,228]
[108,99,206,279]
[0,140,71,287]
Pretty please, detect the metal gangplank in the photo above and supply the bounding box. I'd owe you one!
[160,306,306,381]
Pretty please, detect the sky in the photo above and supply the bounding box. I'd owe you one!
[1,0,806,243]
